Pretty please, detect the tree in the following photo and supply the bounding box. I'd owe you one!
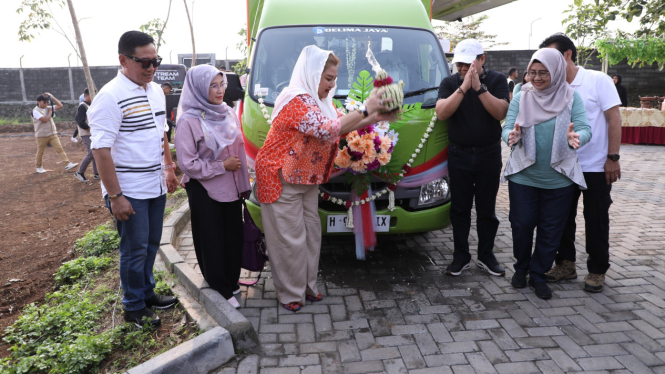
[562,1,611,66]
[433,15,508,49]
[233,26,248,75]
[140,0,172,55]
[183,0,196,67]
[17,0,97,98]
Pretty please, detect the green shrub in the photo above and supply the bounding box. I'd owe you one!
[0,284,117,374]
[153,270,175,296]
[75,223,120,257]
[54,256,115,285]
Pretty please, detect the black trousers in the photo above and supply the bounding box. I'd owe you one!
[555,172,613,274]
[447,143,502,263]
[185,179,243,299]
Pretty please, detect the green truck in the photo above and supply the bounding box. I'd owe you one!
[240,0,507,234]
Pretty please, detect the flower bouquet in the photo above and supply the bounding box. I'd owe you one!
[334,124,396,194]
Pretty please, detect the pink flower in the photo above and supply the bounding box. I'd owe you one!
[361,147,377,164]
[350,160,367,173]
[377,152,391,166]
[379,136,392,153]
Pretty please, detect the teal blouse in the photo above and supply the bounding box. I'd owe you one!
[501,91,591,189]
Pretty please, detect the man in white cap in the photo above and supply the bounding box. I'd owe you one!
[435,39,510,277]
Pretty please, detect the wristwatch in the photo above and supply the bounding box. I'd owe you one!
[475,84,488,95]
[109,192,124,199]
[361,109,369,119]
[607,154,620,162]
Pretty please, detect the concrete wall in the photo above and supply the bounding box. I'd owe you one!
[0,66,120,104]
[0,53,661,107]
[484,50,663,108]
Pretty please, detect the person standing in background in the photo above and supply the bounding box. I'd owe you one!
[33,93,78,174]
[612,74,628,108]
[507,67,518,101]
[73,89,98,183]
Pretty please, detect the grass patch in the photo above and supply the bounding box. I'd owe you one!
[0,117,31,125]
[163,188,188,218]
[74,223,120,257]
[0,222,198,374]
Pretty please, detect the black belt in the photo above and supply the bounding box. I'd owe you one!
[450,141,501,154]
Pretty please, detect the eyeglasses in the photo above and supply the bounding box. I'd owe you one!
[455,62,471,69]
[210,83,228,91]
[124,55,162,69]
[527,70,550,79]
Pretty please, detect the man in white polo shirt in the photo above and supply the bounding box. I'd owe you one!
[540,33,622,293]
[89,31,178,327]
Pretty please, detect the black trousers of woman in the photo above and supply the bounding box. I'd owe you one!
[185,179,243,299]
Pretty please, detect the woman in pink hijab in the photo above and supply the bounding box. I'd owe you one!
[175,65,251,309]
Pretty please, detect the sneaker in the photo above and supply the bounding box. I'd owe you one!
[227,296,240,309]
[36,167,46,174]
[584,273,605,293]
[145,294,178,309]
[169,143,175,150]
[529,279,552,300]
[478,258,505,276]
[93,174,101,180]
[64,162,79,171]
[545,260,577,283]
[74,172,89,183]
[446,258,471,276]
[71,137,78,143]
[511,271,528,288]
[124,307,161,327]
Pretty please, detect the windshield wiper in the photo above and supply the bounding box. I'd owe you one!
[333,86,438,101]
[403,87,438,98]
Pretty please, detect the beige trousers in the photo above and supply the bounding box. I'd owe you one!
[36,135,69,168]
[261,174,321,304]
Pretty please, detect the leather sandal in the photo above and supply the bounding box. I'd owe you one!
[306,293,323,302]
[282,302,301,312]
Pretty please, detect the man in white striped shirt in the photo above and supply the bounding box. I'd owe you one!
[89,31,178,327]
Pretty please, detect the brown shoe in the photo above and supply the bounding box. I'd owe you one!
[545,260,577,283]
[584,273,605,293]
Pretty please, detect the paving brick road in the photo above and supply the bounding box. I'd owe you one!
[177,143,665,374]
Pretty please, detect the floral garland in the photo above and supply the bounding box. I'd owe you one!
[257,94,272,125]
[256,93,439,227]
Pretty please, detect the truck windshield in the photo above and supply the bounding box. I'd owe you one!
[249,26,449,108]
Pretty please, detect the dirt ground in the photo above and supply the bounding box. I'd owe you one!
[0,133,181,352]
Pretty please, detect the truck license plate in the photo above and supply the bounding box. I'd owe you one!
[326,215,390,233]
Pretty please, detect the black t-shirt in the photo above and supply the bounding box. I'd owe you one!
[508,80,515,92]
[438,68,510,147]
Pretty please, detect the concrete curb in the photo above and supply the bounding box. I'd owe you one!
[159,199,259,350]
[125,327,234,374]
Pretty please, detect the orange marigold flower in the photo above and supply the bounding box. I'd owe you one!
[362,147,377,164]
[377,151,391,166]
[350,160,367,173]
[335,147,352,168]
[347,134,364,153]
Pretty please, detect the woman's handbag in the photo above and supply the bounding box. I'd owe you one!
[238,199,268,286]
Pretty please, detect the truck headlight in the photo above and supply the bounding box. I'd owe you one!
[418,177,449,205]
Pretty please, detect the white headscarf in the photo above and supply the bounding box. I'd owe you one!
[271,45,338,121]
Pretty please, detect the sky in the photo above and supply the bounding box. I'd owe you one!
[0,0,640,68]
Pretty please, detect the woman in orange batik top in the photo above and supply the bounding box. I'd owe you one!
[255,45,395,312]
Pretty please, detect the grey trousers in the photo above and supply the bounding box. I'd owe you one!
[77,135,98,176]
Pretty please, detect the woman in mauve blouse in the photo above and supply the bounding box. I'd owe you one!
[175,65,250,309]
[255,45,395,312]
